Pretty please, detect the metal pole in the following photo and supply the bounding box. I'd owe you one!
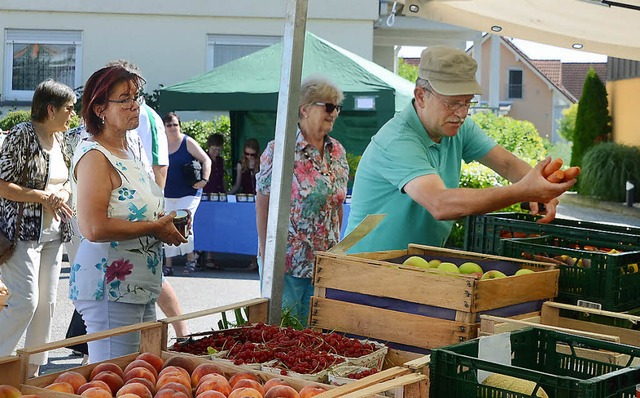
[262,0,308,326]
[626,181,635,207]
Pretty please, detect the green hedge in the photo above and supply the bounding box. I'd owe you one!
[181,116,232,190]
[580,142,640,202]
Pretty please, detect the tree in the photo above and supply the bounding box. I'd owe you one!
[570,68,610,170]
[398,58,418,83]
[557,103,578,142]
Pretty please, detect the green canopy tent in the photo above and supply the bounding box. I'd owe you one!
[158,32,414,182]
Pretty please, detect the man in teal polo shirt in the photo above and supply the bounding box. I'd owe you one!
[346,47,575,252]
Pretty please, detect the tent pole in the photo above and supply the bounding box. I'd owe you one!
[262,0,308,326]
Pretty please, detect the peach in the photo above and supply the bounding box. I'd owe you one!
[156,390,189,398]
[92,370,125,394]
[90,362,125,380]
[196,391,227,398]
[191,363,225,387]
[228,372,260,388]
[125,377,156,395]
[264,379,291,392]
[299,385,327,398]
[117,395,140,398]
[80,386,113,398]
[195,374,232,397]
[116,382,152,398]
[54,370,88,393]
[124,366,156,384]
[136,352,164,373]
[228,387,263,398]
[156,373,191,391]
[124,359,159,379]
[163,356,197,375]
[233,379,265,397]
[0,385,21,398]
[20,395,41,398]
[157,382,192,398]
[78,380,112,396]
[159,365,191,381]
[45,382,75,394]
[264,385,300,398]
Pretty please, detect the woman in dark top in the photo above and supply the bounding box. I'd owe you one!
[203,133,226,194]
[229,138,259,195]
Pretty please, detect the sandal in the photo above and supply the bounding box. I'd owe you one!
[183,261,197,274]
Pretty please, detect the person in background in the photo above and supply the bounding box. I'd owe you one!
[346,47,576,253]
[201,133,226,271]
[203,133,227,195]
[70,64,186,363]
[0,79,76,376]
[256,75,349,325]
[163,112,211,275]
[229,138,260,195]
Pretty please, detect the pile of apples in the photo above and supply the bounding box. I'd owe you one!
[32,352,327,398]
[402,256,535,279]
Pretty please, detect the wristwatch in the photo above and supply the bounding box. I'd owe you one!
[200,178,209,183]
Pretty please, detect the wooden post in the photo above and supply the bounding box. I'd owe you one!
[262,0,309,326]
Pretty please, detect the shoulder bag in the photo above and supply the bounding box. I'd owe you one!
[0,165,29,265]
[182,159,202,186]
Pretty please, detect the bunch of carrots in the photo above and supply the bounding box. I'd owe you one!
[543,158,581,182]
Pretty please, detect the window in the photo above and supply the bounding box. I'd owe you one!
[206,35,280,70]
[508,69,523,99]
[3,29,82,102]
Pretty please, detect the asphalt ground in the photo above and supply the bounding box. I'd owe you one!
[11,193,640,376]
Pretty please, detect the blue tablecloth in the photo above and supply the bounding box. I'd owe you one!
[194,201,351,255]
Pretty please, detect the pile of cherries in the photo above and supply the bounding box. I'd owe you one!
[171,323,383,375]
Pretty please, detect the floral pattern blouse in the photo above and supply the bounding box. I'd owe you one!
[256,129,349,278]
[68,140,164,304]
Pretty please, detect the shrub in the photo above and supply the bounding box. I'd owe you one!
[0,110,31,131]
[571,68,611,173]
[557,103,578,142]
[579,142,640,202]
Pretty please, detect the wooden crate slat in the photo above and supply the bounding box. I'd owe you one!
[473,269,559,311]
[310,297,474,349]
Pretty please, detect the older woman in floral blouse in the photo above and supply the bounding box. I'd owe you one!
[256,75,349,326]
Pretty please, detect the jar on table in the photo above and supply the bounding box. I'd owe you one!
[246,194,255,203]
[209,193,219,202]
[237,193,247,202]
[219,192,227,202]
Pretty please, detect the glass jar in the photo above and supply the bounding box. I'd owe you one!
[173,209,191,238]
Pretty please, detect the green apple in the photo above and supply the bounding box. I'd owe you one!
[480,270,507,280]
[458,262,483,274]
[514,268,535,276]
[402,256,431,269]
[437,262,461,273]
[427,259,442,268]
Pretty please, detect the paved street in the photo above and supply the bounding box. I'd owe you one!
[13,195,640,375]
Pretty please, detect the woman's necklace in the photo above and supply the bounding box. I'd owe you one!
[303,146,332,177]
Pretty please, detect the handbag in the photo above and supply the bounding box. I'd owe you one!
[182,159,202,185]
[0,165,29,265]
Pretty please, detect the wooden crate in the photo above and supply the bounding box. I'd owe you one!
[480,301,640,365]
[0,292,8,312]
[310,244,559,353]
[316,366,428,398]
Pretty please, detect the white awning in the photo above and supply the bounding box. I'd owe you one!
[398,0,640,61]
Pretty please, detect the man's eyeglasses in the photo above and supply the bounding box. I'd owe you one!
[245,152,256,157]
[425,88,478,113]
[108,95,144,110]
[165,123,179,127]
[314,102,342,113]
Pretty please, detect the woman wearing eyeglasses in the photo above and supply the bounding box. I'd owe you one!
[69,65,186,363]
[162,112,211,275]
[256,75,349,326]
[229,138,260,195]
[0,79,76,376]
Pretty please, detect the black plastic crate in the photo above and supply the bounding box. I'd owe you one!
[500,235,640,311]
[429,328,640,398]
[465,212,640,255]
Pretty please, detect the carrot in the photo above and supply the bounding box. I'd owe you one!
[563,166,581,180]
[546,169,565,183]
[542,158,563,177]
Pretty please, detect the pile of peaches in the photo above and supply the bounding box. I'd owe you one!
[20,352,327,398]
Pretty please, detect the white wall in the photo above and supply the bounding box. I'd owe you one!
[0,0,379,114]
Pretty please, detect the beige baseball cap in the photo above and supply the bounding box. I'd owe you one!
[418,47,482,96]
